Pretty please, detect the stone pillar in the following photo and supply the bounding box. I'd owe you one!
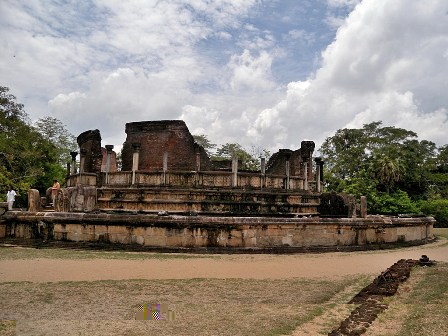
[260,157,266,189]
[232,156,238,187]
[105,145,114,184]
[163,152,168,185]
[360,196,367,218]
[314,157,322,192]
[28,189,41,212]
[303,160,308,191]
[308,158,313,181]
[79,149,87,173]
[79,148,87,185]
[196,152,201,172]
[319,159,324,186]
[70,151,78,174]
[300,140,315,179]
[131,143,140,185]
[285,156,290,190]
[348,195,357,218]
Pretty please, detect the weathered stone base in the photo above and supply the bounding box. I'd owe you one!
[0,212,434,252]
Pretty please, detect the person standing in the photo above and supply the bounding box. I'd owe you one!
[51,179,60,205]
[6,186,16,211]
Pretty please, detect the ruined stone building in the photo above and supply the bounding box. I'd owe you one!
[6,120,433,252]
[77,120,319,177]
[63,119,324,216]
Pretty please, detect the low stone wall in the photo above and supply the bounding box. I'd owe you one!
[0,212,434,251]
[68,171,314,191]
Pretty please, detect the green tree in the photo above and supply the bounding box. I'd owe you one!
[34,116,77,165]
[373,190,419,214]
[371,155,405,194]
[319,121,442,214]
[0,86,76,204]
[396,139,437,198]
[436,145,448,173]
[320,121,417,183]
[418,199,448,227]
[214,143,259,170]
[192,134,216,157]
[0,86,38,202]
[193,134,270,171]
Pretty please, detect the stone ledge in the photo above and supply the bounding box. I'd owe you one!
[0,237,436,254]
[3,211,436,227]
[1,212,435,250]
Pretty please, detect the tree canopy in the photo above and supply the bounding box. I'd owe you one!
[0,86,77,205]
[192,134,216,157]
[34,116,77,166]
[319,121,448,225]
[193,134,270,171]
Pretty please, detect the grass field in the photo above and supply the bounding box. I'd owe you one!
[0,276,368,336]
[0,229,447,335]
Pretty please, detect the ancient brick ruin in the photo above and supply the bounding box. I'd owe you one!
[121,120,213,172]
[63,120,324,216]
[77,129,103,174]
[0,120,435,251]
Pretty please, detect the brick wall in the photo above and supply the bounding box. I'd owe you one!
[266,141,315,178]
[121,120,212,172]
[77,130,103,173]
[101,147,118,172]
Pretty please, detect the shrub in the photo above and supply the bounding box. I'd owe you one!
[418,199,448,228]
[369,190,418,215]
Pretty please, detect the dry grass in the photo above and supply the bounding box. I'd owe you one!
[0,244,219,260]
[289,276,374,335]
[434,227,448,241]
[0,320,16,336]
[364,262,448,336]
[0,277,361,336]
[1,235,448,336]
[395,262,448,336]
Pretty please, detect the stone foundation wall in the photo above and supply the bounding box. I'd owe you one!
[97,188,320,215]
[0,212,434,251]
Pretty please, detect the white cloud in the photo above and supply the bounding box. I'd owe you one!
[327,0,361,8]
[3,0,259,146]
[48,67,194,145]
[180,105,222,137]
[255,0,448,150]
[228,49,276,92]
[325,0,362,30]
[286,29,315,44]
[2,0,448,157]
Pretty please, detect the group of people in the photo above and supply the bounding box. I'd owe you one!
[5,179,60,211]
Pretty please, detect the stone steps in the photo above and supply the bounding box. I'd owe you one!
[96,187,320,215]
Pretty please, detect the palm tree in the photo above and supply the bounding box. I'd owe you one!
[373,155,405,194]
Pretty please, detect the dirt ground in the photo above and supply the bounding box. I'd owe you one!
[1,235,447,336]
[0,239,447,282]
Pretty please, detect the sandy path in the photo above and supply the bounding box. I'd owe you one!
[1,241,447,282]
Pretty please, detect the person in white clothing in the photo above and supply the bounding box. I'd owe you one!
[6,186,16,211]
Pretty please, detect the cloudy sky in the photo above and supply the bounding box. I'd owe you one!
[1,0,447,154]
